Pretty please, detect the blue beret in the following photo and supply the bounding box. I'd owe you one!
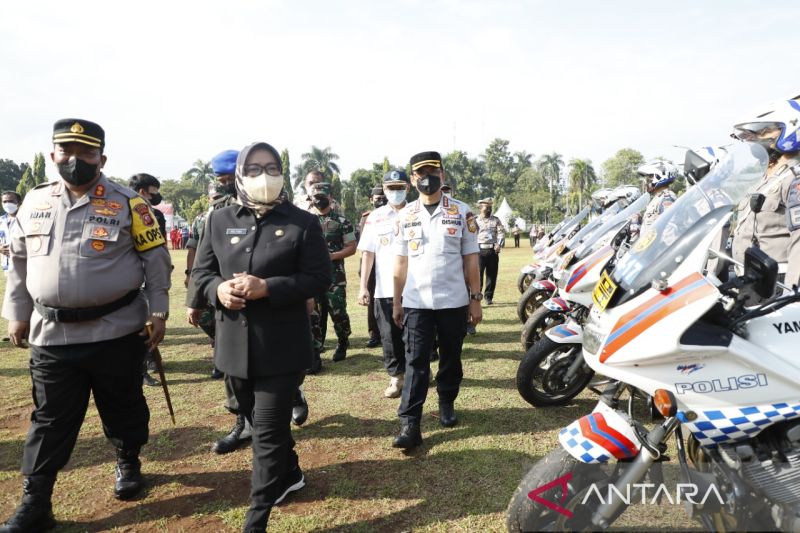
[211,150,239,176]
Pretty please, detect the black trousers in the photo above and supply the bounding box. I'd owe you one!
[229,371,304,530]
[367,266,378,341]
[514,234,520,247]
[375,297,405,377]
[22,331,150,476]
[479,248,499,301]
[398,307,467,423]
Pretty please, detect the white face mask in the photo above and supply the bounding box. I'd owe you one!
[2,202,18,215]
[385,189,407,206]
[241,173,284,204]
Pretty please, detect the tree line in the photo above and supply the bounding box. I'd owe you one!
[0,141,686,227]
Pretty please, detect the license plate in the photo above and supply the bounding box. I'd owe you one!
[592,271,618,312]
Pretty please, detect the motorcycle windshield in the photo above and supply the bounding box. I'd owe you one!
[611,143,768,298]
[565,202,623,251]
[553,206,591,242]
[574,193,651,260]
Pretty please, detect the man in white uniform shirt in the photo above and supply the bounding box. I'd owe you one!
[357,170,410,399]
[391,151,482,450]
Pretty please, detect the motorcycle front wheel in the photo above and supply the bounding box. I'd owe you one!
[520,307,566,351]
[516,337,594,407]
[517,271,533,293]
[506,448,610,532]
[517,285,550,324]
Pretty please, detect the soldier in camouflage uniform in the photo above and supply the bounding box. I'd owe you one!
[309,182,356,363]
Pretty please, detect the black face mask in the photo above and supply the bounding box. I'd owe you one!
[373,197,387,208]
[216,182,236,196]
[483,208,492,216]
[416,175,441,196]
[57,157,99,186]
[313,197,330,210]
[149,192,163,206]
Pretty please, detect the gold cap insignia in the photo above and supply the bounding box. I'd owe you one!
[70,122,84,134]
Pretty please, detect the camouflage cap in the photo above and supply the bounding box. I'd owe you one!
[310,182,331,196]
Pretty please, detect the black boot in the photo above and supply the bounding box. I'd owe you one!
[392,421,422,450]
[332,339,348,362]
[438,402,458,427]
[114,448,143,500]
[212,414,252,454]
[292,388,309,426]
[1,475,56,532]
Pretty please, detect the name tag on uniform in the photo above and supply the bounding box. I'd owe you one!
[226,228,248,235]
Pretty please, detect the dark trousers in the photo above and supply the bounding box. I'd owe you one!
[479,248,499,301]
[229,372,304,530]
[398,307,467,423]
[22,331,150,476]
[375,297,405,377]
[514,234,520,247]
[367,266,378,341]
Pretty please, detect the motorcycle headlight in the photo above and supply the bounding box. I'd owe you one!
[583,322,604,355]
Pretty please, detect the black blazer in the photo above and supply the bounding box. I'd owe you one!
[192,202,332,378]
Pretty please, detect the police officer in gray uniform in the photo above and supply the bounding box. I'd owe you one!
[1,119,171,532]
[731,95,800,288]
[475,197,505,306]
[637,160,678,238]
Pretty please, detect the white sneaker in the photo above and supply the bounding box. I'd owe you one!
[384,375,403,398]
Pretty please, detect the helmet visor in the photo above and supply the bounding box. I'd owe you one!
[732,122,782,143]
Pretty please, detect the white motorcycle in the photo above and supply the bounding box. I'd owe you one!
[507,143,800,531]
[517,207,591,308]
[516,193,649,406]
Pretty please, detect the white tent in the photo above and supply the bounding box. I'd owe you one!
[494,197,513,229]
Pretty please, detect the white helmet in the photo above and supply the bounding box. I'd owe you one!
[610,185,641,205]
[637,160,678,189]
[591,188,613,207]
[732,95,800,154]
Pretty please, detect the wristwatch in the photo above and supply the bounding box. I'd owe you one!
[150,311,169,320]
[469,292,483,302]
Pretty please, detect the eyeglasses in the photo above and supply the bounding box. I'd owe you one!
[243,163,282,177]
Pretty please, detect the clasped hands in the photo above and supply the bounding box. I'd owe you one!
[216,272,268,310]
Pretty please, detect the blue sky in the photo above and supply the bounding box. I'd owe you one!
[1,0,798,184]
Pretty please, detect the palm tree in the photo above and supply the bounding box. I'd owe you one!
[184,159,215,188]
[568,158,597,210]
[300,146,341,181]
[536,152,565,200]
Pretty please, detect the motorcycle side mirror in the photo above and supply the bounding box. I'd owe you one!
[743,246,778,299]
[683,150,711,183]
[750,193,766,214]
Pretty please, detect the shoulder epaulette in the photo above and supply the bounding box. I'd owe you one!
[107,180,138,199]
[32,180,60,191]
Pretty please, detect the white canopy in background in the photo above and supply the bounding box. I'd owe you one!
[494,197,513,229]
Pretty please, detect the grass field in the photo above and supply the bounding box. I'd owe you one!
[0,246,697,532]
